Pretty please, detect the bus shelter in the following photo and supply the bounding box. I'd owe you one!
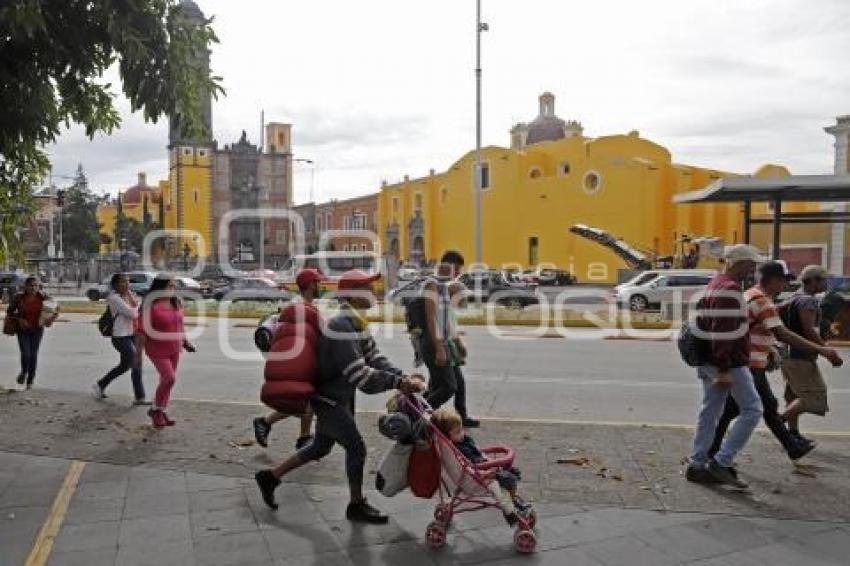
[673,175,850,260]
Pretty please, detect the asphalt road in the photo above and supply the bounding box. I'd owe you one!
[2,314,848,432]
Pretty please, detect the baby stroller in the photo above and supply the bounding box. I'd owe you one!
[398,394,538,554]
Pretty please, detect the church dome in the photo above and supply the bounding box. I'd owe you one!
[526,115,567,145]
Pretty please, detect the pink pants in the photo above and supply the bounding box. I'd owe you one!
[150,352,180,410]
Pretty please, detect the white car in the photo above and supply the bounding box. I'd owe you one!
[397,265,420,281]
[614,269,716,311]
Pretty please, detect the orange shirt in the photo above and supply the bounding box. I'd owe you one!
[745,285,783,369]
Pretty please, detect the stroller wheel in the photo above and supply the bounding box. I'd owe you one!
[434,504,452,525]
[426,521,447,549]
[513,529,537,554]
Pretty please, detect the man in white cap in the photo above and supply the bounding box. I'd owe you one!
[780,265,839,442]
[686,244,764,489]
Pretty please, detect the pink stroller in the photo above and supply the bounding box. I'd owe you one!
[399,394,538,554]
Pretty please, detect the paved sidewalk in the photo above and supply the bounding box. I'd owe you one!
[2,451,849,566]
[1,388,849,565]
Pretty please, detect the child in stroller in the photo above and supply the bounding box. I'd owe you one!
[431,408,532,525]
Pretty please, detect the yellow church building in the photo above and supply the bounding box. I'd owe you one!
[377,92,818,283]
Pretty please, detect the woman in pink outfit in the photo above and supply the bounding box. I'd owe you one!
[135,274,196,428]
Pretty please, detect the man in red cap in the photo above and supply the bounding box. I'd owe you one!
[255,269,423,524]
[253,268,325,449]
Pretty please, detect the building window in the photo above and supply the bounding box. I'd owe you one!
[392,197,400,222]
[326,212,332,230]
[182,147,192,157]
[559,162,571,175]
[528,236,539,266]
[193,189,199,204]
[582,170,602,194]
[276,230,286,245]
[529,167,542,179]
[414,192,423,212]
[440,187,448,206]
[475,162,491,190]
[198,149,207,157]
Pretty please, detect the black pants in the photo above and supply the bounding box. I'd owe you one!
[98,336,145,400]
[423,359,469,418]
[297,400,366,487]
[17,328,44,383]
[709,367,798,457]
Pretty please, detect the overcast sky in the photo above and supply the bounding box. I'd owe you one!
[47,0,850,202]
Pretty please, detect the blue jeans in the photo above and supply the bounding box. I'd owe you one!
[17,328,44,383]
[690,365,763,468]
[97,336,145,400]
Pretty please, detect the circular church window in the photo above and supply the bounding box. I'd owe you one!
[583,170,602,194]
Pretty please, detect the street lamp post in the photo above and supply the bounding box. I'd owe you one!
[474,0,488,266]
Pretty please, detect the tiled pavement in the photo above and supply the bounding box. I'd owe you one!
[1,451,848,566]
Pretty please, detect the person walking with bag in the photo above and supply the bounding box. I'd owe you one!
[252,268,323,449]
[254,270,423,523]
[418,251,479,427]
[686,245,763,489]
[707,262,842,462]
[91,273,149,404]
[135,274,195,428]
[5,276,58,389]
[780,265,839,442]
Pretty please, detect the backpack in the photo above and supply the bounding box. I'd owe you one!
[403,279,449,345]
[98,307,116,337]
[261,303,323,414]
[677,320,709,367]
[677,298,708,367]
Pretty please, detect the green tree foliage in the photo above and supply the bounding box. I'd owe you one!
[0,0,224,260]
[61,164,102,257]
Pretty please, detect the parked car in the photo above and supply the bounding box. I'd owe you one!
[86,271,158,301]
[173,277,203,301]
[0,271,26,302]
[386,277,427,305]
[537,268,577,286]
[613,269,716,311]
[520,270,540,286]
[457,270,540,309]
[397,264,420,281]
[212,277,293,303]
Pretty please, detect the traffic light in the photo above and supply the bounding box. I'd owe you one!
[56,189,65,207]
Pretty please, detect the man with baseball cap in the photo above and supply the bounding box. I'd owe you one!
[253,268,325,450]
[780,264,841,442]
[707,261,841,463]
[687,244,764,488]
[255,269,423,524]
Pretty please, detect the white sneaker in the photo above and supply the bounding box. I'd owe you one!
[91,383,107,400]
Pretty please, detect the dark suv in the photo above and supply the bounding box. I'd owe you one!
[457,270,540,309]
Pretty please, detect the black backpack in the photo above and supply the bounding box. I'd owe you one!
[677,298,709,367]
[98,307,116,337]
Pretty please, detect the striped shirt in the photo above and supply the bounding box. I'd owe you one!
[745,285,783,369]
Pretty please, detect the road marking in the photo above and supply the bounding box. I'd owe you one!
[25,460,86,566]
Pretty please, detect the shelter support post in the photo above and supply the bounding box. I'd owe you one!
[743,200,752,244]
[772,198,782,260]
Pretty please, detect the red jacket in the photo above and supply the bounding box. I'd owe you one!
[700,274,750,371]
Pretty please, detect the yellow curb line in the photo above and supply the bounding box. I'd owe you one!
[165,396,850,437]
[25,460,86,566]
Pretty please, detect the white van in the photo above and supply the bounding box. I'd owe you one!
[613,269,716,311]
